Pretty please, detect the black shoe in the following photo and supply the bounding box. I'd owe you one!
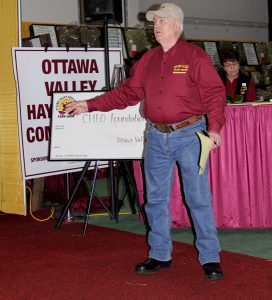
[202,262,223,280]
[135,258,172,274]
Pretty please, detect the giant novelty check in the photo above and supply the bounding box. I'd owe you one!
[50,91,146,160]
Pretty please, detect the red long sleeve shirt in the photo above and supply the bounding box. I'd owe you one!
[87,39,226,133]
[225,77,256,102]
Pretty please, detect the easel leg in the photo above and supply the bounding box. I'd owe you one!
[120,161,137,214]
[109,160,117,223]
[65,173,73,222]
[123,160,148,229]
[55,161,91,229]
[83,160,100,236]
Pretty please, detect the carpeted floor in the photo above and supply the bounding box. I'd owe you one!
[0,214,272,300]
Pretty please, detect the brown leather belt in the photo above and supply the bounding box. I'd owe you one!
[150,115,203,133]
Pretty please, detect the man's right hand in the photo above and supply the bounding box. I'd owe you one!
[64,100,88,115]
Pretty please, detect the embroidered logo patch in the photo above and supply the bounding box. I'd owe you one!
[173,64,189,74]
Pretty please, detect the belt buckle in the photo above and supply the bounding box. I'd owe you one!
[156,124,172,133]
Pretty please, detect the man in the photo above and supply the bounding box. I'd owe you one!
[65,3,226,280]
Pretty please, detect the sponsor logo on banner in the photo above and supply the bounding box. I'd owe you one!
[56,96,75,117]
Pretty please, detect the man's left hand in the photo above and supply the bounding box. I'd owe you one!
[208,131,222,150]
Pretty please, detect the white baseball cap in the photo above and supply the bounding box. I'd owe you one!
[146,3,184,23]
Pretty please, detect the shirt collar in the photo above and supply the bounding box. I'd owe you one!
[160,39,186,58]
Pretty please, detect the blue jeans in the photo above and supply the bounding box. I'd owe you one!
[144,117,221,265]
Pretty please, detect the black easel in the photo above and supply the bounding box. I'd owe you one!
[55,22,113,233]
[55,21,144,234]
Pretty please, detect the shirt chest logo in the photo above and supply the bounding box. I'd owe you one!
[172,64,189,74]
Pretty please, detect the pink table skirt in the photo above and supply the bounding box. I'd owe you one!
[133,104,272,229]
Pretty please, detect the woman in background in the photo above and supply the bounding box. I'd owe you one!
[219,49,256,102]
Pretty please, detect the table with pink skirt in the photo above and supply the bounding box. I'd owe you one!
[133,104,272,229]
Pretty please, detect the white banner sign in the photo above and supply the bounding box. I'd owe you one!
[50,92,146,160]
[12,48,122,179]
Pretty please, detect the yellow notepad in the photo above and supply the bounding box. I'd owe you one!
[196,132,211,175]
